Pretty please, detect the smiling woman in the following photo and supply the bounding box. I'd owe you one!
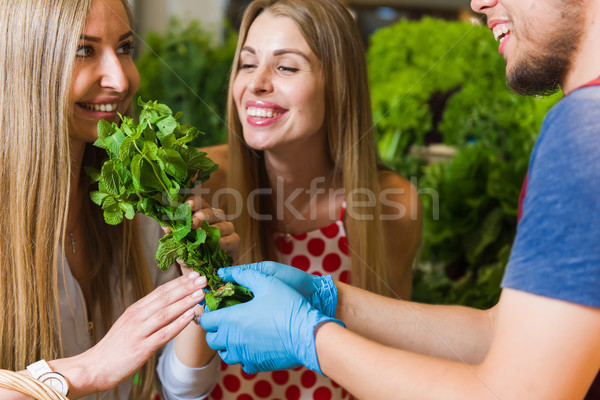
[232,13,326,151]
[196,0,423,398]
[0,1,223,399]
[69,0,139,144]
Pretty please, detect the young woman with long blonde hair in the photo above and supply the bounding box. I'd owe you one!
[0,0,227,398]
[199,0,422,397]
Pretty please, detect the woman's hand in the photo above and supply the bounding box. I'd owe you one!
[163,196,240,260]
[190,197,239,258]
[63,272,207,397]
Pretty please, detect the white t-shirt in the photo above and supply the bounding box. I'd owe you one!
[57,215,218,400]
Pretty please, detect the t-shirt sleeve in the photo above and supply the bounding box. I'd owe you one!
[157,340,220,400]
[502,87,600,308]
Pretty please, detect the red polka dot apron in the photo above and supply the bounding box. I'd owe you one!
[208,205,355,400]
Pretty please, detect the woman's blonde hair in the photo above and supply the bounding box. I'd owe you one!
[228,0,390,295]
[0,0,155,398]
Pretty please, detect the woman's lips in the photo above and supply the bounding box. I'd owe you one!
[244,100,288,127]
[76,101,120,117]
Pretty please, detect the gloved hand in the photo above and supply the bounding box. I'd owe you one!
[218,261,339,318]
[200,267,345,374]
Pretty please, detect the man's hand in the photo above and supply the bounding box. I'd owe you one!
[219,262,338,317]
[200,267,344,374]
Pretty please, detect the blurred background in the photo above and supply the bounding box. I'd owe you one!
[130,0,475,45]
[127,0,561,308]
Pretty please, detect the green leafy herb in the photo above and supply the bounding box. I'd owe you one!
[87,98,253,310]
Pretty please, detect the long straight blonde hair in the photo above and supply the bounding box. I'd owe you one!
[0,0,155,398]
[228,0,390,296]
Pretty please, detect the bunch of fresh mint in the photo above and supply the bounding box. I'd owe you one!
[86,98,253,310]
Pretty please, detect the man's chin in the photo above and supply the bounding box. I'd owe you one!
[506,59,564,97]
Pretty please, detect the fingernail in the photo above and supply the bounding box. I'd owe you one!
[194,276,207,286]
[184,309,195,317]
[188,271,200,279]
[192,289,204,298]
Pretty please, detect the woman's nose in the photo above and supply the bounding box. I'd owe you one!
[99,53,128,92]
[247,66,273,94]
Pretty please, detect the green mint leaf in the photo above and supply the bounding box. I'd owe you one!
[93,136,108,150]
[171,202,192,241]
[90,191,108,206]
[121,121,135,138]
[176,125,199,145]
[157,115,178,136]
[156,233,187,271]
[131,154,165,193]
[97,119,114,140]
[158,148,187,182]
[213,282,236,298]
[85,166,101,183]
[106,130,126,158]
[204,293,222,311]
[99,161,122,196]
[143,140,160,160]
[101,197,123,225]
[138,97,172,116]
[120,202,136,220]
[104,209,124,225]
[187,228,207,251]
[119,137,136,166]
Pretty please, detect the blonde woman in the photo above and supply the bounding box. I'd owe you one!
[0,0,226,399]
[198,0,422,397]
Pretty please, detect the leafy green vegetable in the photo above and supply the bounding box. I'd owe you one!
[87,98,253,310]
[368,17,560,308]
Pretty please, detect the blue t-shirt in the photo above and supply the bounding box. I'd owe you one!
[502,84,600,308]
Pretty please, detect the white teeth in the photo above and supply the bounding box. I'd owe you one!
[80,102,118,112]
[492,23,512,42]
[246,107,283,118]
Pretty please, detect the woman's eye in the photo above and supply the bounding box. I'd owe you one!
[117,41,135,55]
[278,66,299,73]
[239,63,256,70]
[75,45,93,58]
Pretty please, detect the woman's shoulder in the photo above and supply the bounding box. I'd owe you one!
[376,169,422,224]
[377,169,414,191]
[201,143,229,165]
[198,143,230,198]
[201,143,229,179]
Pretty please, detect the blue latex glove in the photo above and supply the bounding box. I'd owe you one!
[200,267,345,374]
[218,261,338,318]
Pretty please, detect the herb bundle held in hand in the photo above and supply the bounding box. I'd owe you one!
[87,98,252,310]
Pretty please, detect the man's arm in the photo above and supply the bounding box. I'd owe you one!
[319,287,600,399]
[335,281,496,363]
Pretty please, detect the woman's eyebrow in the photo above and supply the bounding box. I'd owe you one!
[273,48,310,62]
[80,31,133,42]
[241,46,310,63]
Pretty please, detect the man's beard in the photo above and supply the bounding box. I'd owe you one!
[507,5,584,96]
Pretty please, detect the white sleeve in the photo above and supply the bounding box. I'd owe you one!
[157,340,220,400]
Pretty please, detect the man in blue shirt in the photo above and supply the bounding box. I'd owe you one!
[200,0,600,398]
